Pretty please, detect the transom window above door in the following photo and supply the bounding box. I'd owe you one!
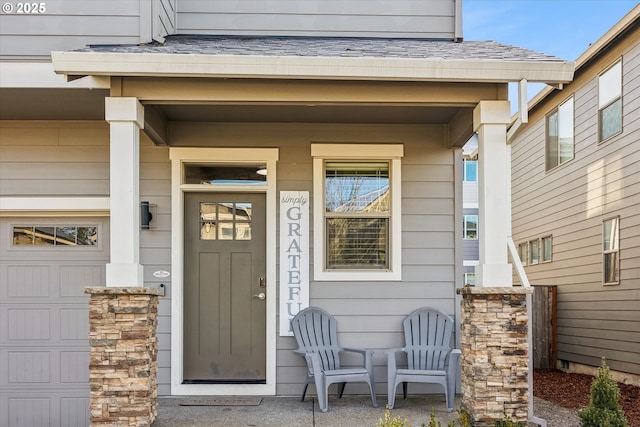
[184,164,267,185]
[312,143,403,281]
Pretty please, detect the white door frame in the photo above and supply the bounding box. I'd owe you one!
[169,147,278,396]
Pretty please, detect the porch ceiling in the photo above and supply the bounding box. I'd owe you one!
[154,104,463,124]
[0,87,465,125]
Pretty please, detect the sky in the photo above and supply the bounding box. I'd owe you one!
[462,0,637,114]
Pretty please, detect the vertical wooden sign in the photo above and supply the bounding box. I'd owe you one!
[279,191,309,336]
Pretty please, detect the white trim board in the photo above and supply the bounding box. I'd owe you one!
[311,143,403,281]
[0,197,110,216]
[0,62,109,89]
[169,147,279,396]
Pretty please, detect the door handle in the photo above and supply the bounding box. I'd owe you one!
[253,292,266,300]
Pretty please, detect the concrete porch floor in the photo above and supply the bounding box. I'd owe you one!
[152,395,581,426]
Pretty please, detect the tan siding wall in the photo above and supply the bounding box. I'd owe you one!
[169,122,457,395]
[511,29,640,377]
[0,122,110,195]
[139,139,172,395]
[176,0,456,39]
[0,1,145,60]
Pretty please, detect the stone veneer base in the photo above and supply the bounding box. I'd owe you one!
[85,287,163,427]
[456,286,533,427]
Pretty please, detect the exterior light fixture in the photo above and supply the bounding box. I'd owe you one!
[140,201,155,230]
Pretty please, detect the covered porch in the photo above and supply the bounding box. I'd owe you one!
[48,35,573,425]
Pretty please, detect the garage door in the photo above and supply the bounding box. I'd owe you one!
[0,218,109,427]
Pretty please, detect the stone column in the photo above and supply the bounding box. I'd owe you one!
[85,286,163,426]
[457,287,533,426]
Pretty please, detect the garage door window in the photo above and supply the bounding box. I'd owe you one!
[13,225,98,246]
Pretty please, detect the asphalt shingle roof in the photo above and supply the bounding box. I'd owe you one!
[80,35,565,62]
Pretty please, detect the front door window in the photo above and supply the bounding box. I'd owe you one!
[200,202,252,241]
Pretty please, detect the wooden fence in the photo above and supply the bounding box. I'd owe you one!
[531,285,557,369]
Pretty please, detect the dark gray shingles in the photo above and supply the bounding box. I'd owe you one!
[78,35,566,62]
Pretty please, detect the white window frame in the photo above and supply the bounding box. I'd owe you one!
[545,96,574,171]
[541,235,553,263]
[518,242,528,266]
[463,159,477,182]
[529,239,540,265]
[598,60,623,143]
[464,272,476,287]
[603,216,620,286]
[312,143,403,281]
[463,214,478,240]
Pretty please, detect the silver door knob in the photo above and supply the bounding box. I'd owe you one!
[253,292,266,300]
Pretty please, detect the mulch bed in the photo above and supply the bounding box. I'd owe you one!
[534,369,640,426]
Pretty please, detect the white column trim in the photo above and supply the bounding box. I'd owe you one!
[473,100,513,287]
[105,97,144,287]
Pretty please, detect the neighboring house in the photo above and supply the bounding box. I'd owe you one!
[510,5,640,385]
[462,138,479,286]
[0,1,574,425]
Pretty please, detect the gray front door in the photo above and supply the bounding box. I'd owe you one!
[184,193,266,383]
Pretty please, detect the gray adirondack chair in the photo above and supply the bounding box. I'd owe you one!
[386,307,461,412]
[290,307,377,413]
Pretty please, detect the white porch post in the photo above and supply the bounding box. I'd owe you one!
[105,97,145,287]
[473,100,513,287]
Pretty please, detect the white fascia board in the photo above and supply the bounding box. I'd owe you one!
[52,51,574,84]
[0,62,110,89]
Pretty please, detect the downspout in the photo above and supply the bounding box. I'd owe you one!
[506,79,529,143]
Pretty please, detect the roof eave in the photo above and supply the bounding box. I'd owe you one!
[51,51,574,85]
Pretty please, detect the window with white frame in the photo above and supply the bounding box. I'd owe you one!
[518,242,528,266]
[529,239,539,265]
[599,60,622,142]
[546,97,574,171]
[13,225,98,246]
[464,272,475,287]
[312,144,403,281]
[603,217,620,285]
[542,235,553,262]
[463,159,477,182]
[463,215,478,239]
